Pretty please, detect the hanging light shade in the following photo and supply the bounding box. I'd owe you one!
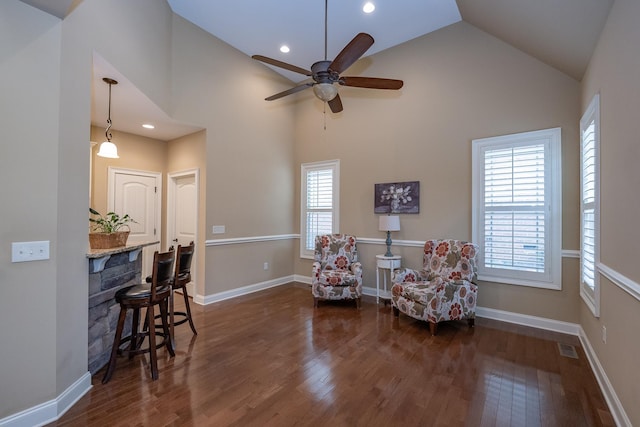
[97,77,119,159]
[96,141,118,158]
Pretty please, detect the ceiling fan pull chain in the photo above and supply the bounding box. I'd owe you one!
[323,103,327,130]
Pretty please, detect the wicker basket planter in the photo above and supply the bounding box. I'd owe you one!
[89,231,130,250]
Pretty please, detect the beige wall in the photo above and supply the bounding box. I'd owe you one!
[294,21,582,322]
[0,1,61,416]
[170,14,296,296]
[580,0,640,424]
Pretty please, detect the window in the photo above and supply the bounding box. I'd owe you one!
[472,128,562,289]
[300,160,339,258]
[580,94,600,316]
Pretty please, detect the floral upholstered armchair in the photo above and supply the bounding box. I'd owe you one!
[391,239,479,335]
[312,234,363,309]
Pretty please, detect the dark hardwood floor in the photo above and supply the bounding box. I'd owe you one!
[50,284,615,426]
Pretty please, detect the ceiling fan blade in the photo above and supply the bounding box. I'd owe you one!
[265,83,313,101]
[328,93,343,113]
[329,33,374,74]
[340,76,404,90]
[252,55,312,76]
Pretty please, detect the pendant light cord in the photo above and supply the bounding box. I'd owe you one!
[102,77,118,142]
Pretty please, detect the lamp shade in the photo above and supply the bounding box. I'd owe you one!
[96,141,119,158]
[379,215,400,232]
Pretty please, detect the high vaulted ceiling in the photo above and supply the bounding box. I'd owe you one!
[20,0,613,140]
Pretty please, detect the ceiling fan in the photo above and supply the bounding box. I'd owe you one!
[252,0,404,113]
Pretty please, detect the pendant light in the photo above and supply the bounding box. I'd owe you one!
[96,77,120,159]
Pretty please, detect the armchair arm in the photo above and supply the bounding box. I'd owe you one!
[349,261,363,279]
[392,268,428,284]
[446,279,478,291]
[312,261,322,281]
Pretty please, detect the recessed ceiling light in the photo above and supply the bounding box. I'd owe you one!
[280,45,290,53]
[142,124,155,129]
[363,2,375,13]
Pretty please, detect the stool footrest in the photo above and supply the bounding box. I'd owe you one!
[116,331,170,357]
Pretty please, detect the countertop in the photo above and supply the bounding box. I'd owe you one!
[86,241,159,259]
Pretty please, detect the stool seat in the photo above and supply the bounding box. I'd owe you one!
[102,250,176,384]
[117,284,171,300]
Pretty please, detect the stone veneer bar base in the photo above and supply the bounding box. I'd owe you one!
[87,242,157,374]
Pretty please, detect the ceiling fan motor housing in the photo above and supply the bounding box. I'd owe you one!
[311,60,339,84]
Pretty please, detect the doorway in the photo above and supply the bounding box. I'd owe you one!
[167,169,199,297]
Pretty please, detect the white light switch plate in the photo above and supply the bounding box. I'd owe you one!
[11,241,50,262]
[212,225,225,234]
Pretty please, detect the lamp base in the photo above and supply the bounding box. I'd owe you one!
[384,231,394,257]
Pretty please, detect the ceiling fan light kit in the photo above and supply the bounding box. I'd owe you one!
[313,83,338,101]
[252,0,403,113]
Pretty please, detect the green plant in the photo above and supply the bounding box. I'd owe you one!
[89,208,136,233]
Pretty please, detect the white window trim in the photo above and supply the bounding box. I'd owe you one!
[300,159,340,259]
[472,128,562,290]
[580,94,601,317]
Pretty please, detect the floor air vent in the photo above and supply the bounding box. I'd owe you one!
[557,342,579,359]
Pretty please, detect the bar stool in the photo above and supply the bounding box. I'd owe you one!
[148,242,198,344]
[170,241,198,336]
[102,250,175,384]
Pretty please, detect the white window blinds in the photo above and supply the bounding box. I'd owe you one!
[483,144,546,272]
[580,94,600,316]
[581,120,596,290]
[472,128,562,289]
[305,169,334,251]
[301,160,339,258]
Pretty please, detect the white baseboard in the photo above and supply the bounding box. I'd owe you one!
[194,275,295,305]
[578,328,631,427]
[293,274,311,285]
[0,372,91,427]
[475,306,581,335]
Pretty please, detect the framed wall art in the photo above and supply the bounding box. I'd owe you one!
[374,181,420,214]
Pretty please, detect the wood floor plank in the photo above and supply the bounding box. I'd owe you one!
[49,284,615,427]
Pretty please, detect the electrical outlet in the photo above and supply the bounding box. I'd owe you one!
[11,241,50,262]
[263,262,269,271]
[602,325,607,343]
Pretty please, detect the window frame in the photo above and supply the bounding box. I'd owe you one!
[472,127,562,290]
[580,94,600,316]
[300,159,340,259]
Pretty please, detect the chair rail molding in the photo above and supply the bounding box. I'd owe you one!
[206,234,298,246]
[598,262,640,303]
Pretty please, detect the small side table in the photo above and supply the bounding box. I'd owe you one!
[376,255,401,304]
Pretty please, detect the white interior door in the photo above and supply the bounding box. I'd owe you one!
[167,170,198,296]
[109,168,161,279]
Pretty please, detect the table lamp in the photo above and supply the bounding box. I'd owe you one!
[379,215,400,257]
